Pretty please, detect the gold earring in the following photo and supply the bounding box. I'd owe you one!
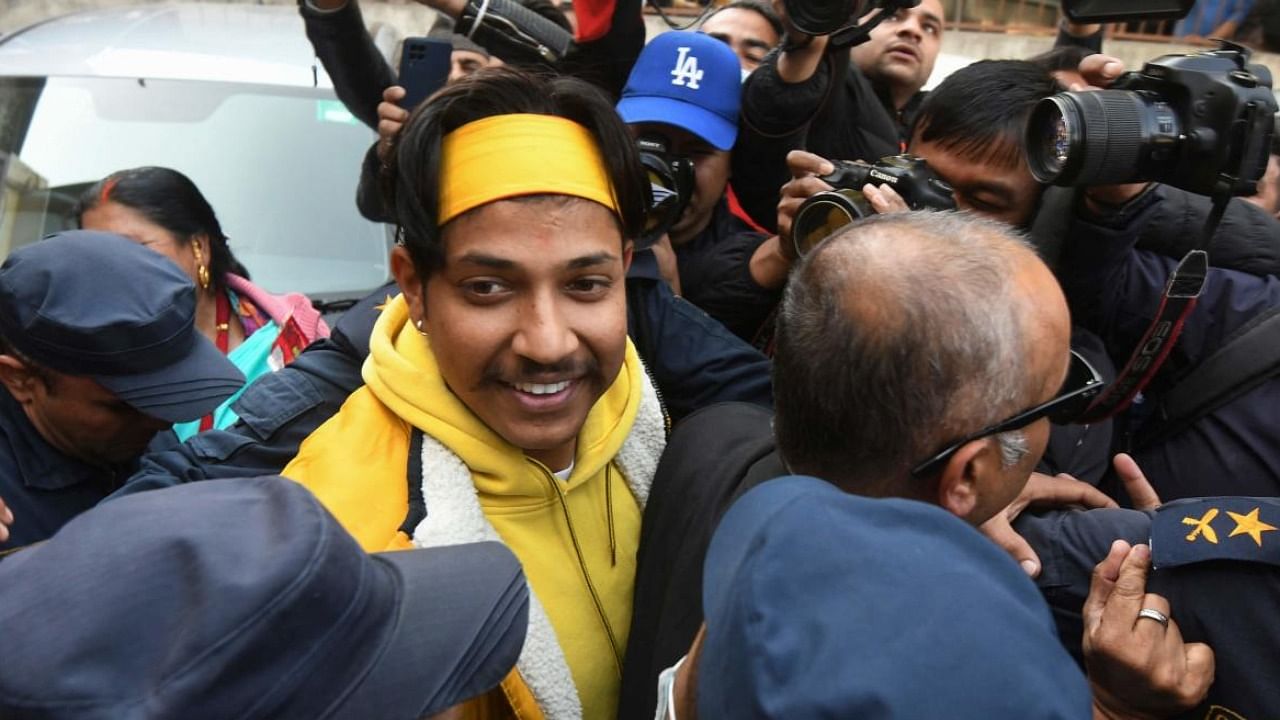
[416,318,428,337]
[192,242,211,291]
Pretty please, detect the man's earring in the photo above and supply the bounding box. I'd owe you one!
[416,318,428,337]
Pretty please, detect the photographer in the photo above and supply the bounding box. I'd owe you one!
[615,31,786,342]
[1033,52,1280,501]
[730,0,945,231]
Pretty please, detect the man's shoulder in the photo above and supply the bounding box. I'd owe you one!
[657,403,776,488]
[671,402,773,447]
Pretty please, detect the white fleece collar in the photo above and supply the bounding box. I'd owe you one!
[410,366,667,720]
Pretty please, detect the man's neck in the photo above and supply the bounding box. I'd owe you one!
[527,442,576,474]
[871,76,916,116]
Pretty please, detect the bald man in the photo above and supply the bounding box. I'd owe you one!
[625,212,1211,720]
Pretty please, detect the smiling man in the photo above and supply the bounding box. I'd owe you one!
[281,68,668,720]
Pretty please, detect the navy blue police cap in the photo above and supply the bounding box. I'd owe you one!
[0,476,530,719]
[699,475,1092,718]
[0,230,245,422]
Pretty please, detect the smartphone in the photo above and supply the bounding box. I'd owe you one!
[398,37,452,112]
[1062,0,1195,23]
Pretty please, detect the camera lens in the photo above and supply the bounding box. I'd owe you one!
[1025,90,1181,186]
[1026,96,1083,183]
[792,190,874,256]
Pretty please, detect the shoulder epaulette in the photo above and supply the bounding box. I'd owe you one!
[1151,497,1280,569]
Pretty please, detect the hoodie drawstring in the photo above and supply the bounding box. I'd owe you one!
[606,465,617,567]
[537,460,623,676]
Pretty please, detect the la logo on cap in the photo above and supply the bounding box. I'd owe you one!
[671,47,704,90]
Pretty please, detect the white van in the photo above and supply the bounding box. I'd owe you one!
[0,3,393,310]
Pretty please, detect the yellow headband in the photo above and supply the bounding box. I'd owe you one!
[438,114,620,226]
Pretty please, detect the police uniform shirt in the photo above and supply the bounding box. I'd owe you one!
[0,388,127,554]
[1018,501,1280,720]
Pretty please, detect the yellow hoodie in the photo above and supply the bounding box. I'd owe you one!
[283,295,663,720]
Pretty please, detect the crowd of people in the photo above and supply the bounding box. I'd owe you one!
[2,0,1279,717]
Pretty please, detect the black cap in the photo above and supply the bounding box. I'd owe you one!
[0,230,245,422]
[0,477,530,719]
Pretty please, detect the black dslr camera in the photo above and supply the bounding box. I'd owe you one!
[791,155,956,255]
[783,0,920,46]
[1025,41,1278,198]
[636,134,693,248]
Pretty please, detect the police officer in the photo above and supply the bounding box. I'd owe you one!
[0,230,244,552]
[1019,484,1280,720]
[0,476,529,718]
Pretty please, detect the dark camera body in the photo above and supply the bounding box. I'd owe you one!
[1061,0,1195,23]
[792,155,956,255]
[782,0,920,41]
[783,0,865,35]
[635,135,694,247]
[1026,43,1278,198]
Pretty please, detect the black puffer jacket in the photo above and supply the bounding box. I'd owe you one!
[1031,184,1280,278]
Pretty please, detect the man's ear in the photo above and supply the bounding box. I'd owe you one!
[936,437,1000,522]
[622,240,634,273]
[0,355,40,403]
[390,246,427,325]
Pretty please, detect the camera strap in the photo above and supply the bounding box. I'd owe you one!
[1078,249,1208,423]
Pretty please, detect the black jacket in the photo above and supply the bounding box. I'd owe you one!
[676,199,778,343]
[1058,196,1280,499]
[1031,184,1280,278]
[620,402,781,720]
[733,48,909,232]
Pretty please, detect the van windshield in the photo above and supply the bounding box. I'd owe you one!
[0,76,390,300]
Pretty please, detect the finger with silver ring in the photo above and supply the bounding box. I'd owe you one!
[1133,591,1171,631]
[1137,607,1170,628]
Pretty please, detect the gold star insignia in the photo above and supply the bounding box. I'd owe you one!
[1182,508,1219,544]
[1226,507,1277,547]
[373,294,396,312]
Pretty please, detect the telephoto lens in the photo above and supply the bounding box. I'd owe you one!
[1026,90,1182,187]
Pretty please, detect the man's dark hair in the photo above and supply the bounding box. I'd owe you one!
[75,166,250,287]
[383,66,648,279]
[0,333,57,391]
[772,212,1038,493]
[912,60,1062,170]
[1026,45,1094,74]
[705,0,785,41]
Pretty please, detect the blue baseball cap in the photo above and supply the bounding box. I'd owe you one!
[617,30,742,151]
[699,475,1092,718]
[0,477,530,719]
[0,230,244,423]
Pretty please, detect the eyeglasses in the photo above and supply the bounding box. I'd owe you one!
[909,350,1106,479]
